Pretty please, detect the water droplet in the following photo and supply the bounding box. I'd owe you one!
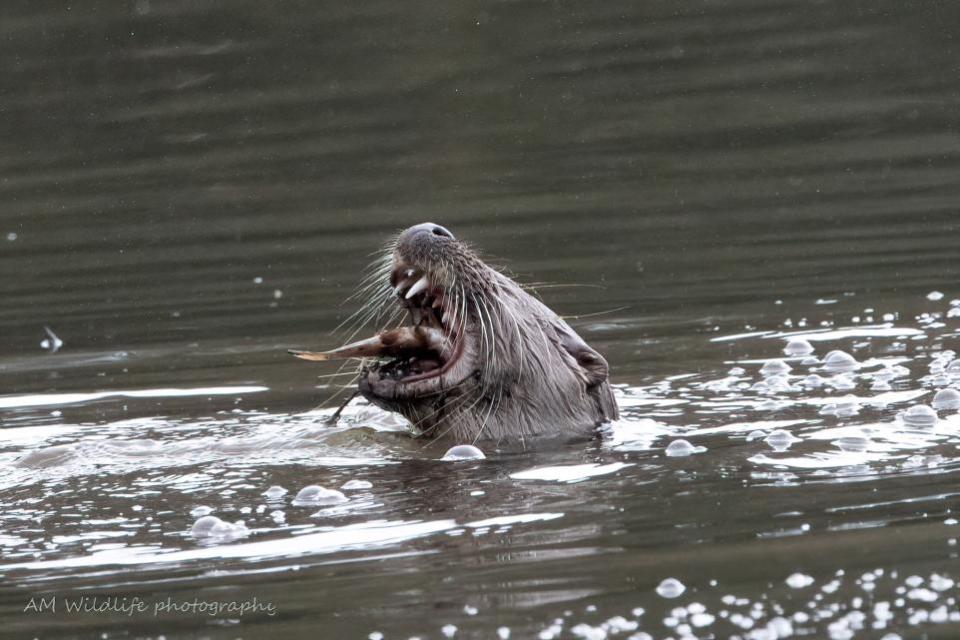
[189,506,213,518]
[441,624,457,638]
[784,338,814,356]
[928,291,945,301]
[442,445,486,461]
[656,578,686,598]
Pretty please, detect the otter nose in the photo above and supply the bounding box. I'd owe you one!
[407,222,455,240]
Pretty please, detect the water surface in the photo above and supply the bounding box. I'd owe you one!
[3,1,960,638]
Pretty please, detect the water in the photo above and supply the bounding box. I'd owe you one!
[3,1,960,638]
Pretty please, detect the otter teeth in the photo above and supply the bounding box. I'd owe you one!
[405,276,429,299]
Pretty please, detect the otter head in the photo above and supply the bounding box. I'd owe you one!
[293,222,618,443]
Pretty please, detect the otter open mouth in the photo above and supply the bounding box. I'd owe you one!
[289,261,475,398]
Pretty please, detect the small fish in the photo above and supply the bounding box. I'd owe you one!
[40,326,63,353]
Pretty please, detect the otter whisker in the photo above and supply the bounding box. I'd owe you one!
[418,385,486,446]
[410,381,480,440]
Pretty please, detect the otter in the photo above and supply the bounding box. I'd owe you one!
[290,222,618,443]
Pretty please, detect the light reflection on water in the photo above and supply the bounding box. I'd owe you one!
[4,0,960,638]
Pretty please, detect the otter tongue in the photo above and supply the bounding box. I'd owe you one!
[289,326,446,362]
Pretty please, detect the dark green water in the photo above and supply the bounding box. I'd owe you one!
[3,1,960,638]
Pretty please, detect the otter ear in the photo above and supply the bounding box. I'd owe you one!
[557,325,609,387]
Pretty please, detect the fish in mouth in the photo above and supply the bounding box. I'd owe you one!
[290,222,618,443]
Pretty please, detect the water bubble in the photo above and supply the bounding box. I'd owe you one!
[945,361,960,377]
[665,439,707,457]
[690,613,715,627]
[784,338,815,356]
[190,515,250,540]
[765,430,800,451]
[829,374,857,391]
[728,366,746,375]
[441,624,457,638]
[761,359,792,376]
[292,485,348,506]
[830,395,860,417]
[823,350,859,372]
[6,232,17,241]
[928,291,945,301]
[834,436,870,452]
[932,388,960,410]
[901,404,938,429]
[189,506,213,518]
[656,578,686,598]
[764,375,794,392]
[604,616,638,633]
[342,479,374,490]
[262,486,288,499]
[930,574,954,591]
[803,374,827,387]
[497,628,511,640]
[369,633,384,640]
[442,445,486,461]
[746,430,767,441]
[786,573,815,588]
[907,587,938,602]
